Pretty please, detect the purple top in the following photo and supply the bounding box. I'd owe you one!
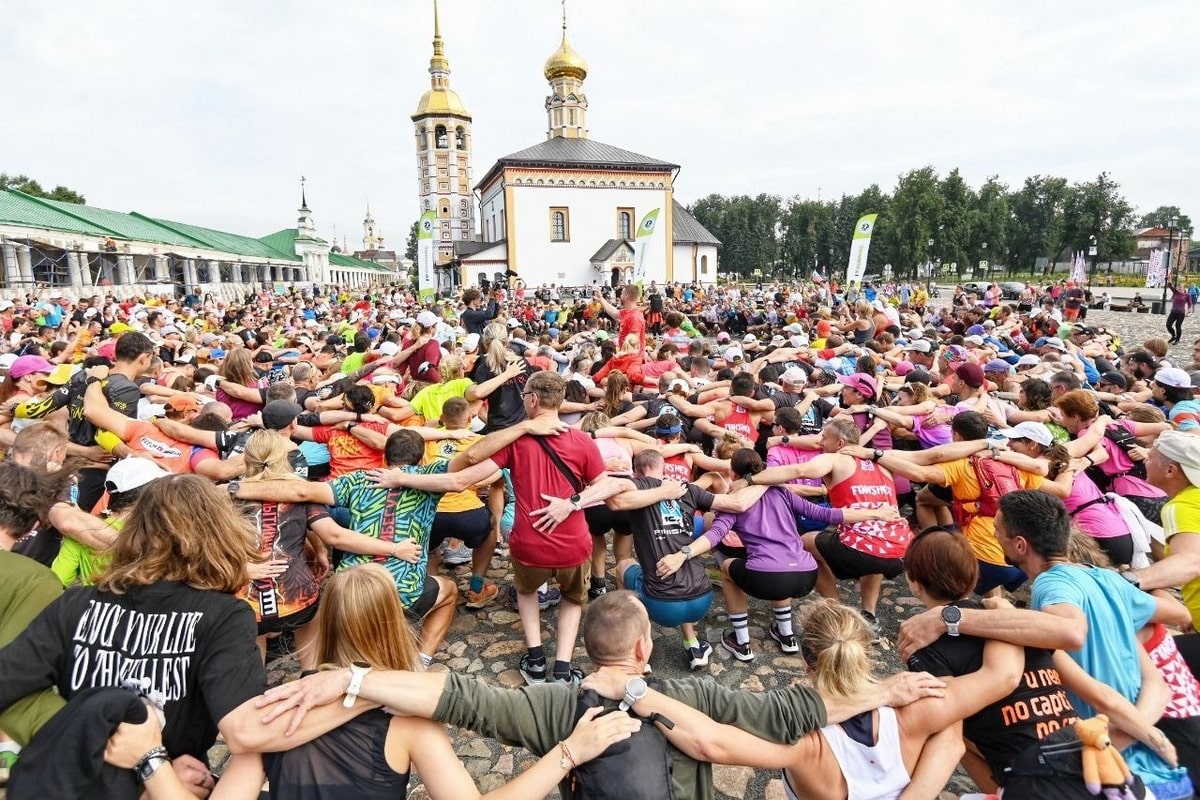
[703,486,830,572]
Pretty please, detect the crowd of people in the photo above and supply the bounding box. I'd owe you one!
[3,275,1200,798]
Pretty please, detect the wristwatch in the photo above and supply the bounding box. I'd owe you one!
[134,746,170,783]
[941,605,962,637]
[1121,570,1142,590]
[620,676,648,712]
[871,448,885,462]
[781,435,790,444]
[680,545,694,560]
[343,661,372,708]
[569,493,583,510]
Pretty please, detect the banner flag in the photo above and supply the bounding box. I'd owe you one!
[633,208,661,283]
[417,210,437,303]
[1146,249,1165,289]
[845,214,878,285]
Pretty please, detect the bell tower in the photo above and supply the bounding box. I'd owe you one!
[362,202,382,251]
[412,0,475,266]
[544,0,589,139]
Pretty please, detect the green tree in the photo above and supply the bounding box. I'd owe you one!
[1007,175,1068,271]
[779,198,836,280]
[0,173,86,204]
[968,176,1009,276]
[404,220,420,263]
[886,167,944,279]
[1138,205,1192,234]
[936,169,975,277]
[1057,173,1135,270]
[689,194,780,276]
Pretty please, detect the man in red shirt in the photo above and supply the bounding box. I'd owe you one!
[439,371,628,683]
[599,284,646,353]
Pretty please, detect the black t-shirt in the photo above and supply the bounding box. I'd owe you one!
[215,430,309,479]
[265,710,408,800]
[66,372,142,448]
[0,581,265,762]
[906,600,1078,782]
[469,358,534,434]
[649,293,664,313]
[624,477,714,601]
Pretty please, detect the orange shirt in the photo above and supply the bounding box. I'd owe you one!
[312,421,388,477]
[123,421,196,474]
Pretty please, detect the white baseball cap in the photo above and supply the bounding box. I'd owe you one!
[997,421,1053,448]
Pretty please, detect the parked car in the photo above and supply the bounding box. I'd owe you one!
[999,281,1027,300]
[961,281,990,296]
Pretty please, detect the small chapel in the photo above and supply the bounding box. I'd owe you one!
[411,1,719,293]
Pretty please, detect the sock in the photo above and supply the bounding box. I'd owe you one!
[553,660,571,679]
[772,606,794,637]
[469,575,484,593]
[730,612,750,645]
[590,575,605,589]
[537,581,549,595]
[419,652,433,668]
[527,645,545,664]
[682,636,700,649]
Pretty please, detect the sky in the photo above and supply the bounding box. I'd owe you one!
[5,0,1198,249]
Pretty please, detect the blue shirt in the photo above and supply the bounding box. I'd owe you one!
[1032,563,1184,786]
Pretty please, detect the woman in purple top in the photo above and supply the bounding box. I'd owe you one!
[656,449,895,664]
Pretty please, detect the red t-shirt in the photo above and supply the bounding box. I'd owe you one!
[491,429,604,569]
[619,307,647,352]
[312,421,389,477]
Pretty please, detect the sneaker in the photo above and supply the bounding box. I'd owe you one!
[550,667,585,686]
[441,542,473,566]
[519,654,547,685]
[465,581,499,609]
[686,640,714,670]
[720,630,755,662]
[587,579,608,601]
[768,623,799,654]
[506,585,563,611]
[862,611,882,641]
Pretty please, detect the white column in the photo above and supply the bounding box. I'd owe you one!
[183,259,198,290]
[117,254,134,287]
[66,251,83,289]
[17,245,33,286]
[152,255,167,283]
[1,242,20,288]
[210,260,222,288]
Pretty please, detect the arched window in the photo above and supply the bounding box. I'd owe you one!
[459,199,469,217]
[439,202,450,219]
[455,126,466,149]
[618,211,633,239]
[551,210,568,241]
[700,255,709,275]
[435,125,448,148]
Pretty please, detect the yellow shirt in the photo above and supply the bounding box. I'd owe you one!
[423,436,484,513]
[1164,485,1200,626]
[410,378,472,422]
[939,457,1044,566]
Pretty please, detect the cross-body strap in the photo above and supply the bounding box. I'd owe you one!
[534,435,585,494]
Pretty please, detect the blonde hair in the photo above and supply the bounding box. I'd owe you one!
[619,334,640,354]
[579,411,612,432]
[482,322,512,374]
[97,475,260,595]
[1126,405,1167,425]
[242,430,299,482]
[315,564,420,671]
[439,355,464,382]
[800,599,877,699]
[220,348,256,386]
[713,432,743,460]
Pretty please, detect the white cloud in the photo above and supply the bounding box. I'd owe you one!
[4,0,1197,249]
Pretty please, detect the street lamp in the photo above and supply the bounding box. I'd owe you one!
[926,237,935,290]
[1087,235,1097,285]
[1163,216,1179,310]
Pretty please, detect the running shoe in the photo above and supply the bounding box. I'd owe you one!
[465,581,499,609]
[507,585,562,610]
[587,578,608,601]
[862,610,882,641]
[768,623,799,654]
[720,630,755,662]
[519,654,547,685]
[550,667,585,686]
[687,640,714,670]
[441,542,473,566]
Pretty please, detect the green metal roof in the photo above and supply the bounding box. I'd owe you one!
[136,214,300,261]
[330,251,391,272]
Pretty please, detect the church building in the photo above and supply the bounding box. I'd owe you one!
[414,2,718,292]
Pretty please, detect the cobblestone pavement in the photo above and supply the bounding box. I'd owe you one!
[224,306,1180,800]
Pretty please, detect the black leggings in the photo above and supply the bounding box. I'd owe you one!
[727,561,818,602]
[1094,533,1135,567]
[1168,310,1185,343]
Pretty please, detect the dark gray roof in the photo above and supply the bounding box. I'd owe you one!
[671,200,721,246]
[454,239,504,257]
[589,238,634,263]
[477,137,677,190]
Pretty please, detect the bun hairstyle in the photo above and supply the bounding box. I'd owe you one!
[799,599,877,699]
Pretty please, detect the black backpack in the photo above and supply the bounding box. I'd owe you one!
[569,685,676,800]
[1085,424,1147,493]
[1002,728,1147,799]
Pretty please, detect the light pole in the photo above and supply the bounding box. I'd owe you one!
[1163,216,1179,310]
[926,237,935,291]
[981,241,988,283]
[1087,234,1097,286]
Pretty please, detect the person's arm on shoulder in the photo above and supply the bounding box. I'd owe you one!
[234,479,335,505]
[1130,531,1200,594]
[604,478,663,511]
[748,453,835,485]
[209,377,262,404]
[83,378,131,441]
[465,359,525,402]
[193,451,246,482]
[48,501,119,550]
[369,459,500,493]
[898,602,1087,662]
[151,417,219,450]
[448,418,541,471]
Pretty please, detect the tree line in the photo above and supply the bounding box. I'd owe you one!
[687,168,1192,280]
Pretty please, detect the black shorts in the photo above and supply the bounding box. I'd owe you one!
[716,542,748,560]
[257,597,320,636]
[1128,494,1166,526]
[429,506,492,549]
[586,505,631,536]
[404,575,441,620]
[1158,715,1200,788]
[927,483,952,503]
[814,528,906,580]
[727,561,818,602]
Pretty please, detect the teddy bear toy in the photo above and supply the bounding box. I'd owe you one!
[1075,715,1136,799]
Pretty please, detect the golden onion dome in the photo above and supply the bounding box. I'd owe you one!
[413,88,470,119]
[544,32,587,81]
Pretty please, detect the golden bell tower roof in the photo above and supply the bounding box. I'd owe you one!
[543,0,587,81]
[413,0,470,119]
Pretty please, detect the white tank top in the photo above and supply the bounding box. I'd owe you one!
[784,706,909,800]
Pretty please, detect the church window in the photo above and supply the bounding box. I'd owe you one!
[439,182,449,192]
[455,126,466,149]
[423,200,431,211]
[550,208,569,242]
[435,125,448,148]
[618,209,634,239]
[460,199,469,216]
[439,202,450,219]
[569,108,576,126]
[701,255,709,275]
[442,232,451,240]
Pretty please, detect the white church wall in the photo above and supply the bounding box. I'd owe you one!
[509,184,669,288]
[672,243,719,286]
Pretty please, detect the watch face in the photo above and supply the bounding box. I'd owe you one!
[352,660,371,670]
[942,605,962,624]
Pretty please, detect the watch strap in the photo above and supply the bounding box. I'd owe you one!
[134,746,170,782]
[343,663,371,708]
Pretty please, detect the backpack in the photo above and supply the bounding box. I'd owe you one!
[952,455,1022,530]
[1002,728,1147,799]
[569,686,676,800]
[1085,424,1147,493]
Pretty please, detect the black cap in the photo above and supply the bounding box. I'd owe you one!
[261,400,303,430]
[904,368,933,385]
[1098,371,1128,389]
